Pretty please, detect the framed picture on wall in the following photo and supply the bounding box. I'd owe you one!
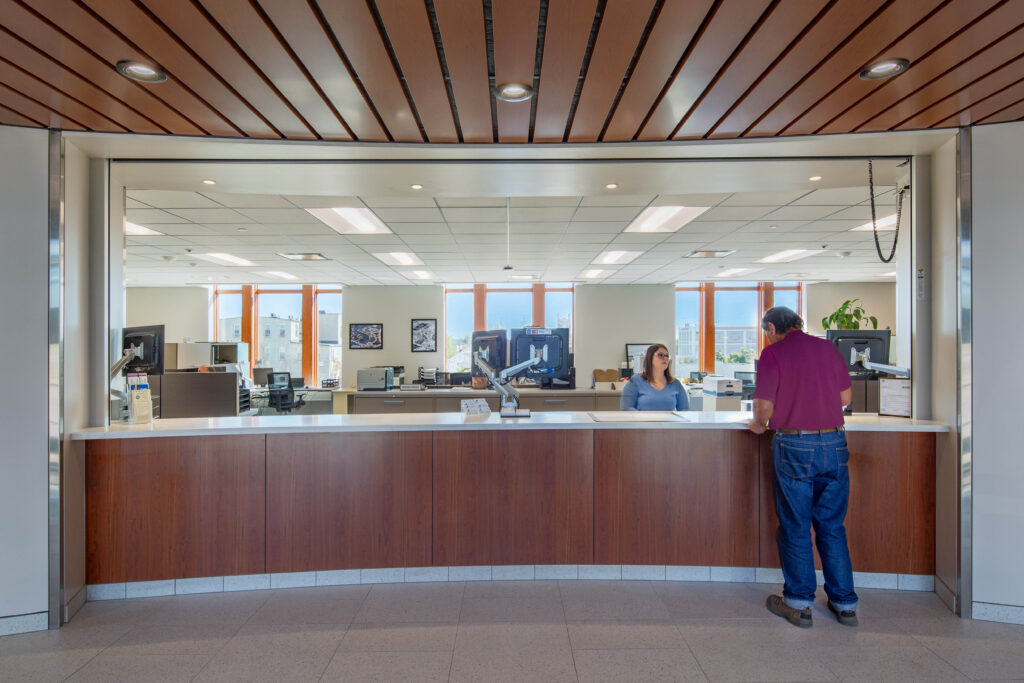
[625,343,654,361]
[411,318,437,352]
[349,323,383,350]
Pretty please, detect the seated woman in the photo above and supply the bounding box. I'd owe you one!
[619,344,690,411]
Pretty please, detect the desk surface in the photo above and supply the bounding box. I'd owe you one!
[72,411,947,440]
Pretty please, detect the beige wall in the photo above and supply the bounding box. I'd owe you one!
[126,286,211,343]
[574,284,677,385]
[341,285,445,388]
[805,281,897,337]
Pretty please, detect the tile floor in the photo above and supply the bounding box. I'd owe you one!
[2,581,1023,682]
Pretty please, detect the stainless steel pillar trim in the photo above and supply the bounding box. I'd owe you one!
[47,130,64,629]
[956,127,973,619]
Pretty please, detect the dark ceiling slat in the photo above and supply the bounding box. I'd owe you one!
[746,0,946,137]
[374,0,458,142]
[975,95,1024,124]
[822,2,1024,134]
[532,0,599,143]
[896,55,1024,129]
[1,0,202,134]
[316,0,422,142]
[198,0,351,140]
[493,0,541,143]
[0,29,163,134]
[0,58,127,131]
[0,100,44,127]
[602,0,715,142]
[935,78,1024,128]
[0,81,86,130]
[568,0,658,142]
[257,0,386,141]
[30,0,244,137]
[784,0,1001,136]
[81,0,278,138]
[433,0,492,143]
[139,0,316,139]
[641,0,772,140]
[858,23,1024,131]
[671,0,824,140]
[708,0,886,138]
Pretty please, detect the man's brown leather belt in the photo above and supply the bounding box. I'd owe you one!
[775,427,843,435]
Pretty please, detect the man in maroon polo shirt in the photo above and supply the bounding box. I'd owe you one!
[748,306,858,629]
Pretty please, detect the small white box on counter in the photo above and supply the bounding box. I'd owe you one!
[702,377,741,396]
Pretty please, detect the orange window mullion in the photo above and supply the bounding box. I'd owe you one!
[700,282,715,374]
[473,284,486,331]
[758,282,774,354]
[302,285,315,384]
[241,285,255,372]
[532,283,544,326]
[212,288,220,342]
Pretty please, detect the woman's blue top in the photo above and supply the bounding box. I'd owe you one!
[619,374,689,411]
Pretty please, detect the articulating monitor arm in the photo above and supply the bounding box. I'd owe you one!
[473,350,542,417]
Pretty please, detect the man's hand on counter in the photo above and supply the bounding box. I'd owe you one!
[747,398,773,434]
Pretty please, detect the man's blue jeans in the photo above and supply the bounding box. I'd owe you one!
[772,430,858,611]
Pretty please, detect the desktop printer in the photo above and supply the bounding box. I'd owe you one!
[357,367,393,391]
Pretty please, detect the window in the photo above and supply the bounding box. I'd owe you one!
[544,283,574,348]
[445,289,473,372]
[316,291,342,383]
[257,291,302,378]
[674,283,700,379]
[215,289,242,342]
[486,286,532,335]
[714,283,758,376]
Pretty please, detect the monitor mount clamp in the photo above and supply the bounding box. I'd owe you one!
[850,347,910,378]
[473,350,542,417]
[108,342,144,421]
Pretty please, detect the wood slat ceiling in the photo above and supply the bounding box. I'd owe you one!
[2,0,1022,142]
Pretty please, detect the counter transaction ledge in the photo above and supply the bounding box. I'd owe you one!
[73,411,946,601]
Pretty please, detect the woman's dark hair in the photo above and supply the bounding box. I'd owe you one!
[761,306,804,334]
[642,344,673,384]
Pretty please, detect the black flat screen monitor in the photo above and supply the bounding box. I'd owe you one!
[470,330,507,378]
[734,371,757,383]
[827,329,891,377]
[253,367,273,386]
[510,328,570,387]
[290,377,304,388]
[122,324,165,375]
[268,372,291,388]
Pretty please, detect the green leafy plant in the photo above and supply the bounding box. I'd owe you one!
[821,299,878,330]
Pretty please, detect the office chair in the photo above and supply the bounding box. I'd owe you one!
[267,372,306,414]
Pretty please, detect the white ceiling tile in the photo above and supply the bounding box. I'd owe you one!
[510,196,581,207]
[126,208,191,224]
[572,206,642,222]
[735,220,808,233]
[359,196,439,208]
[435,197,507,207]
[127,190,223,208]
[126,235,190,246]
[720,189,811,206]
[697,206,774,221]
[165,208,251,223]
[200,192,295,208]
[388,222,453,234]
[373,207,445,222]
[442,207,507,222]
[235,208,319,223]
[652,193,732,206]
[579,194,654,207]
[125,198,151,209]
[762,205,844,221]
[566,221,628,233]
[791,186,873,205]
[510,207,577,221]
[284,195,365,208]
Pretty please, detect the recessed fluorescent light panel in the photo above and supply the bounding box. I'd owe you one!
[193,253,257,267]
[850,214,899,231]
[624,206,711,233]
[260,271,298,280]
[716,267,758,277]
[756,249,818,264]
[305,207,392,234]
[125,221,164,236]
[579,268,615,279]
[593,250,643,265]
[277,252,330,261]
[404,270,436,280]
[880,271,897,277]
[373,252,425,266]
[509,274,538,280]
[685,250,735,259]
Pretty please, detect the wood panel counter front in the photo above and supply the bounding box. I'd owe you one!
[77,413,942,586]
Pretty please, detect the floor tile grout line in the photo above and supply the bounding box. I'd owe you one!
[188,622,244,683]
[447,581,466,683]
[556,578,582,682]
[909,632,979,681]
[316,583,375,682]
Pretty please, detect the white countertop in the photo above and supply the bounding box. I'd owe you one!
[71,412,948,440]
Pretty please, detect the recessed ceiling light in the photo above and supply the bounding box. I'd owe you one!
[373,251,425,266]
[410,184,423,190]
[605,183,618,190]
[202,179,216,185]
[236,227,248,232]
[769,225,778,230]
[509,274,537,280]
[125,221,163,236]
[260,271,298,280]
[756,249,819,264]
[850,213,899,231]
[880,271,898,277]
[115,61,167,83]
[624,205,711,233]
[193,252,256,267]
[404,270,436,280]
[685,250,735,259]
[494,82,534,102]
[593,250,643,265]
[859,58,910,80]
[277,252,329,261]
[305,207,392,235]
[716,267,758,277]
[579,268,615,279]
[809,176,822,181]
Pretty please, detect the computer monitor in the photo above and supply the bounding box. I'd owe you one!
[510,328,570,388]
[122,325,165,375]
[253,367,273,386]
[826,329,892,377]
[268,371,291,388]
[470,330,507,378]
[290,377,304,389]
[734,371,757,383]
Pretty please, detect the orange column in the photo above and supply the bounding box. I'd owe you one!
[473,284,486,331]
[302,285,315,384]
[532,283,544,326]
[700,282,715,374]
[241,285,255,373]
[758,282,774,354]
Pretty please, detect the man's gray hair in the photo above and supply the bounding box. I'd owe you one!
[761,306,803,334]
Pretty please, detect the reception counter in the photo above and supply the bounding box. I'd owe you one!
[73,413,944,595]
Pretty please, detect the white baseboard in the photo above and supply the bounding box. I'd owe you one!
[0,612,48,636]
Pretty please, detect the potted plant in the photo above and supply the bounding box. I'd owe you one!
[821,299,878,330]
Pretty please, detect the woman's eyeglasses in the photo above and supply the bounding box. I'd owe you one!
[654,353,670,360]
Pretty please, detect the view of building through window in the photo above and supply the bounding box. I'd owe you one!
[216,289,242,343]
[256,292,303,380]
[445,290,473,373]
[675,285,700,379]
[317,292,342,382]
